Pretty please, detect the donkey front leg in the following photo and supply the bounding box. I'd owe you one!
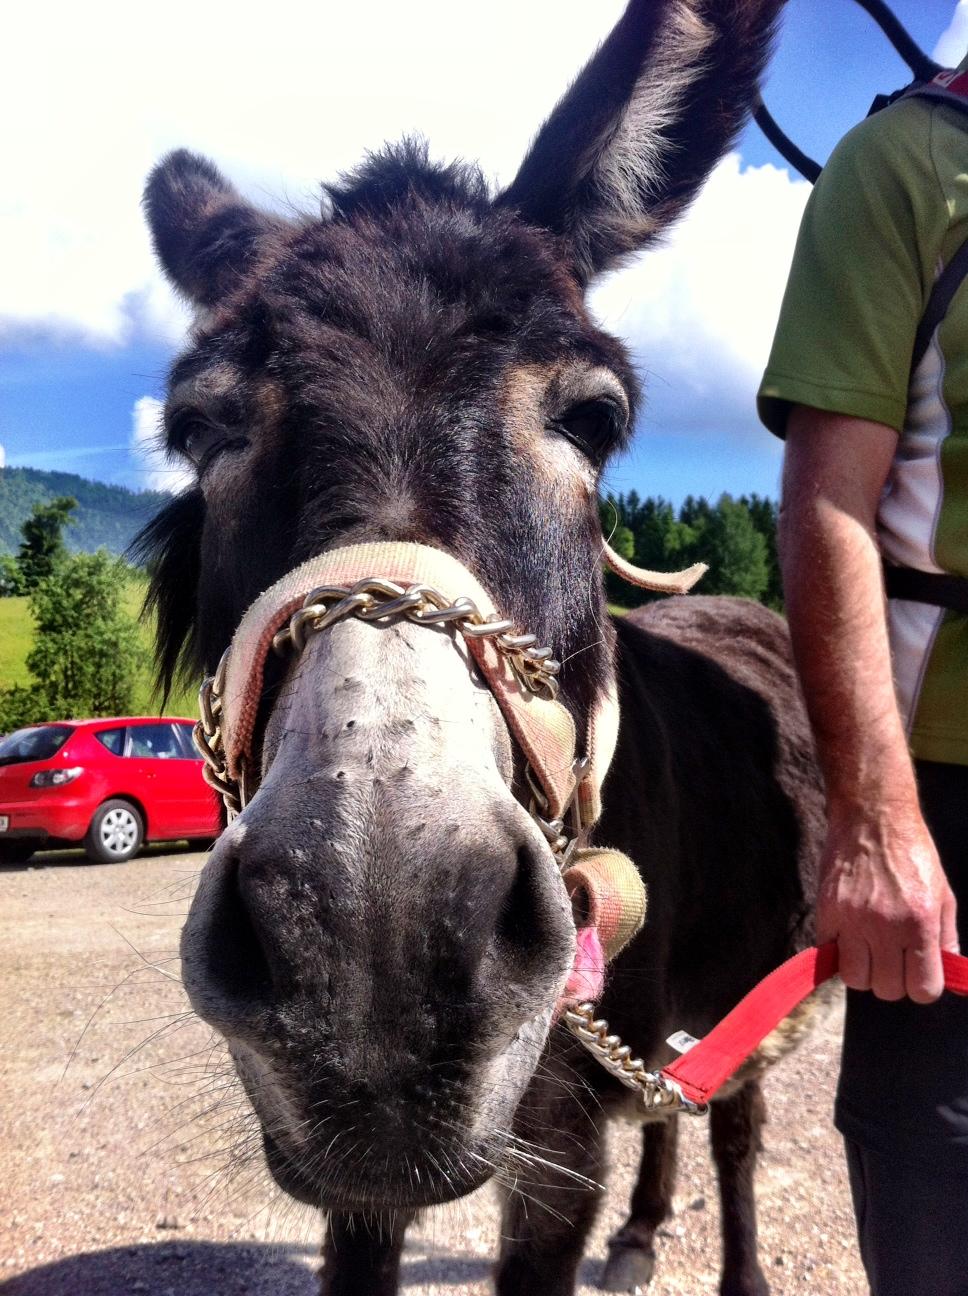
[320,1210,414,1296]
[602,1115,678,1291]
[710,1080,769,1296]
[495,1082,608,1296]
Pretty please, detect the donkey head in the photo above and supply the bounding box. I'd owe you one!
[140,0,781,1212]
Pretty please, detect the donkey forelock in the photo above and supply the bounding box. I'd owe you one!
[138,138,636,729]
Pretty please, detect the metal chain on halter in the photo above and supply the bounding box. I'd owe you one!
[271,578,561,694]
[193,575,692,1112]
[194,577,563,823]
[195,653,239,812]
[562,1002,708,1116]
[525,758,586,867]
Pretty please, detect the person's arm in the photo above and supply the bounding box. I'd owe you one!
[780,405,959,1003]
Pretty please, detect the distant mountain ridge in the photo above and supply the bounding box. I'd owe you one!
[0,467,169,557]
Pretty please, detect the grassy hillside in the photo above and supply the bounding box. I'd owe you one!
[0,597,32,691]
[0,577,197,719]
[0,466,168,557]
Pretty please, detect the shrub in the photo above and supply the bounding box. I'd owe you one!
[0,552,146,723]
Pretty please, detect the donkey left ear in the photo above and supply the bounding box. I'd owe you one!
[144,149,283,306]
[498,0,784,284]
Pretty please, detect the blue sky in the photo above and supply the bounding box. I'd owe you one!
[2,0,965,506]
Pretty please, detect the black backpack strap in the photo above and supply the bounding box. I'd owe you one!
[903,75,968,118]
[885,73,968,615]
[911,235,968,374]
[875,74,968,373]
[883,563,968,613]
[871,72,968,118]
[868,80,918,117]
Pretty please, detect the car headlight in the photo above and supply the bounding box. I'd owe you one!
[30,767,83,788]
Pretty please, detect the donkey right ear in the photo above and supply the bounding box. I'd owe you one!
[498,0,783,284]
[144,150,280,307]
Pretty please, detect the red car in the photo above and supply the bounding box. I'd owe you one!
[0,717,221,864]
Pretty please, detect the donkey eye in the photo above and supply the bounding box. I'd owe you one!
[170,413,246,474]
[552,399,625,460]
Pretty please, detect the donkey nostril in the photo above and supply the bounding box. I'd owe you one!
[495,845,549,956]
[198,855,273,1004]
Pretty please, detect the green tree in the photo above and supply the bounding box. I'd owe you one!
[0,553,24,597]
[0,685,50,732]
[599,490,779,609]
[610,525,635,560]
[741,493,783,609]
[695,495,770,600]
[17,496,77,590]
[631,498,676,570]
[0,552,146,728]
[679,495,714,530]
[599,494,623,539]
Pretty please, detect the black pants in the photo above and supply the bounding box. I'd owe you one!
[835,761,968,1296]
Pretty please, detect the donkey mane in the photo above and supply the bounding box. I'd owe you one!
[325,137,492,219]
[133,488,205,701]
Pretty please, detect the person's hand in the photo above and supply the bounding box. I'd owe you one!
[817,801,959,1003]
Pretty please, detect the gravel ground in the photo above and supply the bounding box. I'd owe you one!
[0,852,866,1295]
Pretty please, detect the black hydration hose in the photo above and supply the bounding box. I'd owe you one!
[754,0,942,182]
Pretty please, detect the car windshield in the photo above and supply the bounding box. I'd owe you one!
[0,725,74,766]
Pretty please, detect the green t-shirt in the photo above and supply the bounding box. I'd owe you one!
[758,85,968,766]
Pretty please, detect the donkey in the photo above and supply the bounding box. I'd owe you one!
[137,2,824,1293]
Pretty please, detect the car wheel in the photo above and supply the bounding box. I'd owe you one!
[84,800,144,864]
[0,842,35,865]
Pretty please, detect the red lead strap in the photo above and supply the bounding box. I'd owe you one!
[660,943,968,1109]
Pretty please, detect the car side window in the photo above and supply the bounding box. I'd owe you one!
[127,724,184,760]
[95,728,125,756]
[173,723,199,759]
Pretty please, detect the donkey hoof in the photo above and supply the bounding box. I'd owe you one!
[601,1242,656,1292]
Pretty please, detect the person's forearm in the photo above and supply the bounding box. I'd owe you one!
[779,413,917,814]
[780,407,957,999]
[780,495,918,809]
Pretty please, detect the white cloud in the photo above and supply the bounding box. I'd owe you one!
[130,396,193,493]
[935,1,968,64]
[0,0,945,472]
[0,444,5,470]
[0,0,626,347]
[591,154,810,440]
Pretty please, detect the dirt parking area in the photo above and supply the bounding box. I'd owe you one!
[0,852,866,1295]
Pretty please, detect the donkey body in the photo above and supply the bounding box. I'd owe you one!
[137,3,820,1292]
[495,596,823,1296]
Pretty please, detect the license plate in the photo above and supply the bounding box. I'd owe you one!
[0,817,8,832]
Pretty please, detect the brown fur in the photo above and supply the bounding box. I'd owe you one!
[132,6,809,1295]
